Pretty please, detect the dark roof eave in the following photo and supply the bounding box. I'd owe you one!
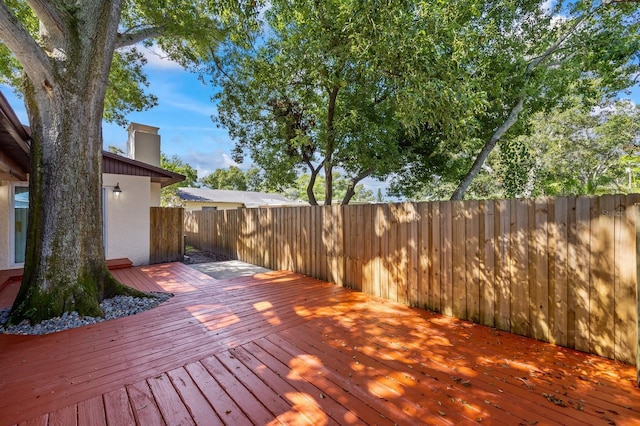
[102,151,185,188]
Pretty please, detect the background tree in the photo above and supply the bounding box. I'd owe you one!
[402,100,640,199]
[245,167,266,192]
[514,100,640,195]
[285,173,374,203]
[107,145,125,156]
[160,154,199,206]
[0,1,253,324]
[320,0,638,201]
[447,0,640,199]
[200,166,248,190]
[212,0,481,206]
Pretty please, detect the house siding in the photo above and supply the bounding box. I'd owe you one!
[103,174,151,266]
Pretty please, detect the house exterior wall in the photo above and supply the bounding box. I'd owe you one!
[150,182,161,207]
[0,174,157,270]
[184,201,244,211]
[103,174,151,266]
[0,183,11,270]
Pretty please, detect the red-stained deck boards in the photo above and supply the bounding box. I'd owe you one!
[0,262,638,425]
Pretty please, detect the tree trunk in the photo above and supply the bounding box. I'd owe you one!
[324,85,339,206]
[450,98,524,200]
[306,162,322,206]
[8,2,144,325]
[341,169,373,205]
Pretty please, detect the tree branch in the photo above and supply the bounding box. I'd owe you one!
[115,26,164,49]
[341,168,373,205]
[526,6,595,72]
[304,159,324,206]
[0,1,53,87]
[25,0,66,42]
[450,98,524,200]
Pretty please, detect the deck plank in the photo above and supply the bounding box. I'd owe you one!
[228,345,336,426]
[253,336,396,426]
[77,396,106,426]
[18,415,47,426]
[147,374,195,426]
[1,263,639,426]
[103,387,136,426]
[184,361,252,425]
[47,405,77,426]
[241,340,359,425]
[166,367,223,426]
[199,355,276,425]
[126,381,165,426]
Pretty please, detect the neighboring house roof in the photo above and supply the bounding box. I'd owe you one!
[177,188,296,208]
[0,90,184,187]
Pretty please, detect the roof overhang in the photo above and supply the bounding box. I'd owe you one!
[102,151,185,187]
[0,91,30,181]
[0,90,185,187]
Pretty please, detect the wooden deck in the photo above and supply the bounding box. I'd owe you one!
[0,258,134,308]
[0,263,638,425]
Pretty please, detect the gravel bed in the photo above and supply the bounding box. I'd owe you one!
[0,292,172,335]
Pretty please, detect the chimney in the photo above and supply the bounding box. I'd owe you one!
[127,122,161,167]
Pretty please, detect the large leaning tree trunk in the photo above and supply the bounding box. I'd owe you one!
[1,2,144,325]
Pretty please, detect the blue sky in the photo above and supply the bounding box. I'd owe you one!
[2,47,240,180]
[2,44,639,191]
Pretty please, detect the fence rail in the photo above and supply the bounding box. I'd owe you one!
[150,207,184,264]
[184,195,640,366]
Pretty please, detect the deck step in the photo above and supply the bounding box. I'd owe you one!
[106,258,133,270]
[0,258,133,290]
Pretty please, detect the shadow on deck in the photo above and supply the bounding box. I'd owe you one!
[0,262,638,425]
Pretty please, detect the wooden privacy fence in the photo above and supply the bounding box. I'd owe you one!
[184,194,640,366]
[150,207,184,264]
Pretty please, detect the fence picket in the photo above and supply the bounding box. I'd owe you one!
[183,195,640,365]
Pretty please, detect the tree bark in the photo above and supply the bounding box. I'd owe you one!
[6,1,145,325]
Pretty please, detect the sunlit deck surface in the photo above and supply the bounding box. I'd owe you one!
[0,262,638,425]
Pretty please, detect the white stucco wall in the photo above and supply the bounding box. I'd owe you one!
[103,174,151,266]
[0,174,153,270]
[0,183,11,270]
[150,182,161,207]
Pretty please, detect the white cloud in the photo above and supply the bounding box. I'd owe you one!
[221,153,240,168]
[142,45,183,71]
[540,0,555,15]
[181,150,241,179]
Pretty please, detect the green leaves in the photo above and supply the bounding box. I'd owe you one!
[104,49,158,126]
[160,153,199,206]
[200,166,248,190]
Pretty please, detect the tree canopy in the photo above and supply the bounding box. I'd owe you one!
[513,100,640,196]
[403,100,640,199]
[211,0,640,202]
[211,0,485,205]
[160,153,199,206]
[200,166,248,190]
